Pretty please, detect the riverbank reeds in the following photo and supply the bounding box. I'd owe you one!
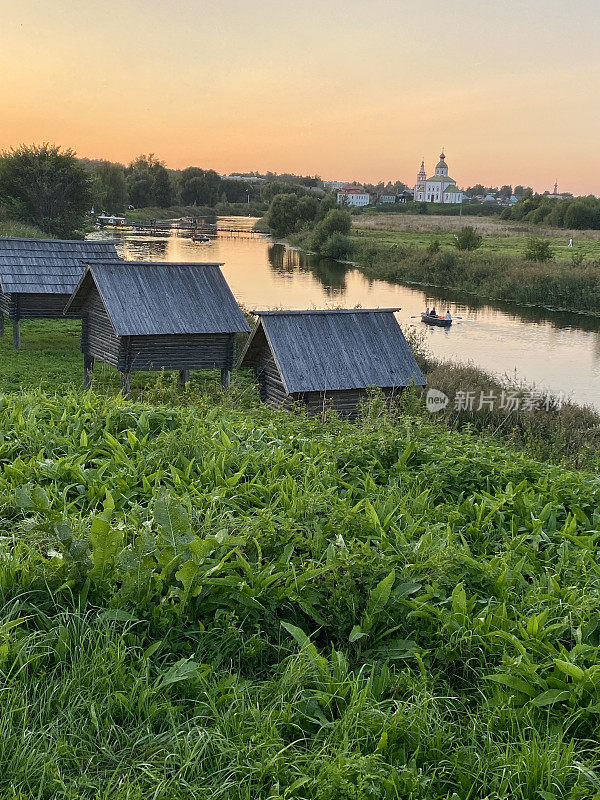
[355,239,600,314]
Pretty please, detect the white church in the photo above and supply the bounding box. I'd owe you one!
[413,152,462,204]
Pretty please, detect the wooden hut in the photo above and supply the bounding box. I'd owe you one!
[0,238,119,348]
[64,261,250,393]
[238,309,426,419]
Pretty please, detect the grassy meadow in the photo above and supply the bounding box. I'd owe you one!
[345,214,600,315]
[354,214,600,263]
[2,319,600,797]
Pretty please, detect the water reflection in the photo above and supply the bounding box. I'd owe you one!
[267,244,347,296]
[122,238,169,260]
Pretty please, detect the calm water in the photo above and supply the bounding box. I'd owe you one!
[92,218,600,410]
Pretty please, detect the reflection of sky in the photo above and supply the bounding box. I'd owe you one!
[106,231,600,410]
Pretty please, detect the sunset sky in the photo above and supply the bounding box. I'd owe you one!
[1,0,598,193]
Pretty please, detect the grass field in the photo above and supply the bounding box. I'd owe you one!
[354,214,600,262]
[4,318,600,796]
[3,378,600,798]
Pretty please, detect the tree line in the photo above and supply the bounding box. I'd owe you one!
[0,144,327,238]
[501,192,600,229]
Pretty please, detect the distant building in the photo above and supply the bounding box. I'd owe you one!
[546,181,569,200]
[337,184,370,207]
[413,152,462,204]
[378,194,397,204]
[324,180,348,191]
[483,194,498,203]
[221,174,264,183]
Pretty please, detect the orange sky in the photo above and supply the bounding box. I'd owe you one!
[1,0,598,193]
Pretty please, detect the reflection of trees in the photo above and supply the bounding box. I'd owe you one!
[267,243,289,273]
[123,238,169,261]
[267,244,347,296]
[301,257,347,296]
[421,285,600,333]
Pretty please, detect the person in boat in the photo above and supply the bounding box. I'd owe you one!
[425,307,430,316]
[430,307,437,317]
[445,310,452,320]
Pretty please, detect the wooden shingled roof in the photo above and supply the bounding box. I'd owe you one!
[0,238,119,294]
[239,309,426,392]
[65,261,250,336]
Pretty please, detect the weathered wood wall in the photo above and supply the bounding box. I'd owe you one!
[253,346,292,409]
[301,387,402,420]
[80,289,120,366]
[0,292,79,319]
[122,333,235,371]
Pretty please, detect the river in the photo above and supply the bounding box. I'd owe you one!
[93,218,600,411]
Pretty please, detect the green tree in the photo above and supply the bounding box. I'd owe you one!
[126,154,172,208]
[153,165,173,208]
[454,226,482,251]
[310,208,352,253]
[318,230,355,259]
[315,193,338,221]
[180,168,222,206]
[296,195,319,226]
[564,201,595,230]
[525,237,554,262]
[266,193,300,236]
[0,143,91,237]
[91,161,128,212]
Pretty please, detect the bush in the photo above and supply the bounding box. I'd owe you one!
[310,209,352,254]
[454,225,482,251]
[426,239,441,254]
[318,232,355,260]
[525,237,554,262]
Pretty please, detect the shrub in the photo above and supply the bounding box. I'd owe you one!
[525,237,554,262]
[426,239,441,254]
[310,209,352,253]
[318,232,355,260]
[454,225,482,251]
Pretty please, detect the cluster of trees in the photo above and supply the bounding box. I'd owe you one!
[0,143,330,237]
[463,184,532,199]
[501,193,600,229]
[84,156,262,211]
[0,144,91,237]
[266,192,354,259]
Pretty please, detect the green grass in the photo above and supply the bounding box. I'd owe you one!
[3,320,600,796]
[3,386,600,798]
[355,226,600,263]
[0,220,47,238]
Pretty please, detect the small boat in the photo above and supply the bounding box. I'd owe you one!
[421,313,452,327]
[191,234,211,243]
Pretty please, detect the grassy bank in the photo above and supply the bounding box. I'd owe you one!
[353,237,600,315]
[354,214,600,262]
[3,388,600,798]
[125,201,267,223]
[0,220,47,238]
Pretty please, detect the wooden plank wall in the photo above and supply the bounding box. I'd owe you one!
[252,341,292,408]
[124,333,235,371]
[81,289,120,366]
[17,293,78,319]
